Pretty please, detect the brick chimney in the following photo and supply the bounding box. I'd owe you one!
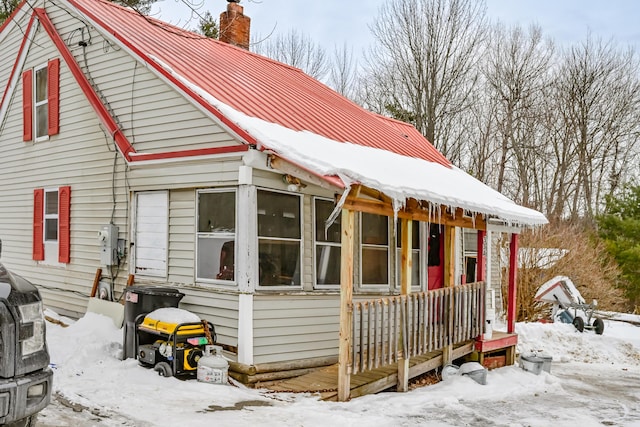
[219,0,251,50]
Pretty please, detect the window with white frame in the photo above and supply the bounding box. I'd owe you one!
[23,58,59,142]
[196,190,236,283]
[34,64,49,141]
[33,186,70,264]
[257,190,301,287]
[360,213,389,286]
[44,189,58,242]
[314,198,341,287]
[395,220,421,288]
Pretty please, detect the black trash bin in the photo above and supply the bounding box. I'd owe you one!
[122,286,184,359]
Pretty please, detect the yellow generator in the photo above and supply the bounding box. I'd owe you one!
[135,308,216,377]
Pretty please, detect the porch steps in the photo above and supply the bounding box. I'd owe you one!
[265,341,474,400]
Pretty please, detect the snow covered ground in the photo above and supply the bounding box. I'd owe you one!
[36,311,640,427]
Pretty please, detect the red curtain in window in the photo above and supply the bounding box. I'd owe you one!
[58,186,71,263]
[33,189,44,261]
[22,70,33,141]
[48,58,60,136]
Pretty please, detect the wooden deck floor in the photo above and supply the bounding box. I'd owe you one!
[266,342,474,401]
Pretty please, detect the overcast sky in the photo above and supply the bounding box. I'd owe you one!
[155,0,640,53]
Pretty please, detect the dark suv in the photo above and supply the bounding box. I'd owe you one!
[0,240,53,426]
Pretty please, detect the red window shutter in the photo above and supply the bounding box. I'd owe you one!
[33,189,44,261]
[58,186,71,263]
[47,58,60,136]
[22,70,33,142]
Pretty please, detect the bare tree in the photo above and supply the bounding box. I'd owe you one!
[328,43,358,99]
[482,23,554,208]
[253,29,329,80]
[462,88,498,184]
[553,34,640,219]
[362,0,487,158]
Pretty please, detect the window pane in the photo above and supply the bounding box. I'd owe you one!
[45,191,58,215]
[257,191,300,239]
[35,68,47,102]
[396,221,420,248]
[197,236,234,281]
[362,247,388,284]
[36,104,48,139]
[315,199,341,243]
[362,213,388,245]
[45,219,58,241]
[198,192,235,233]
[259,240,300,286]
[316,245,341,285]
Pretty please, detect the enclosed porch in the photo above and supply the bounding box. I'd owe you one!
[260,184,523,401]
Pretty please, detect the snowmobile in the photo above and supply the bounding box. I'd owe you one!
[534,276,605,335]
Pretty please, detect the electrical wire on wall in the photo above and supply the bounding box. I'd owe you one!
[47,0,135,301]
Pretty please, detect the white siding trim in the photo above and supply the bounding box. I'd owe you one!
[237,293,254,365]
[235,184,257,293]
[238,165,252,185]
[128,151,245,169]
[485,229,493,309]
[454,226,462,285]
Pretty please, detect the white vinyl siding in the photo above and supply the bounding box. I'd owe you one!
[134,192,168,277]
[0,3,247,317]
[178,288,240,353]
[253,295,339,364]
[0,19,131,316]
[44,5,239,155]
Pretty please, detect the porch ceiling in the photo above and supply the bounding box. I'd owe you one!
[342,184,487,230]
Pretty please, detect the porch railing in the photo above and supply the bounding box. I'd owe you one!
[350,281,486,374]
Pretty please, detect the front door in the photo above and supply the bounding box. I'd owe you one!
[427,224,444,290]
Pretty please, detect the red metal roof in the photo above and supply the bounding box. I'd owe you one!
[66,0,451,167]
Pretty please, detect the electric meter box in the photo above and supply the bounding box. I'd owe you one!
[99,224,119,266]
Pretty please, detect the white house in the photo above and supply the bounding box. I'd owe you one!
[0,0,547,398]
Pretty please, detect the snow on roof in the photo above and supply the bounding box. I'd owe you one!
[65,0,547,227]
[64,0,450,166]
[169,70,547,226]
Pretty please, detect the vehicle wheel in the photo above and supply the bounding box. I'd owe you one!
[593,318,605,335]
[572,316,585,332]
[154,361,173,377]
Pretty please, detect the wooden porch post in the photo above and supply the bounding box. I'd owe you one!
[442,225,455,364]
[476,230,485,282]
[338,208,355,402]
[507,233,519,333]
[397,218,412,392]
